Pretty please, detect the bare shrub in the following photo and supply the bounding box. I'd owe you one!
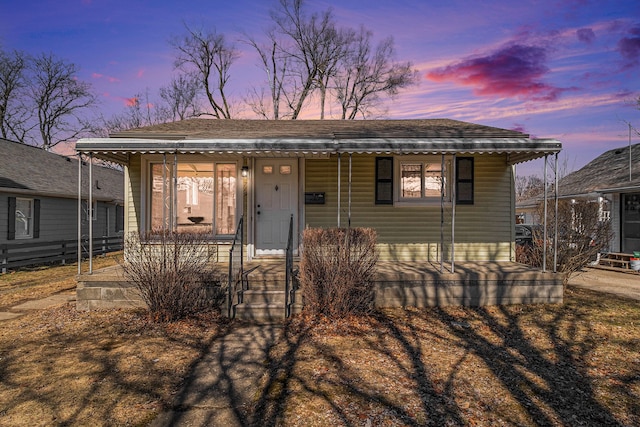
[299,227,378,318]
[122,230,226,321]
[523,200,612,284]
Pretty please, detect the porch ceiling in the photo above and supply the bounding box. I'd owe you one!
[76,137,561,166]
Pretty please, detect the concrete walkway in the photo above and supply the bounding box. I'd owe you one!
[568,267,640,301]
[150,323,283,427]
[0,291,76,321]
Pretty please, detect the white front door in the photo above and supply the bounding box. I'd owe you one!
[255,158,298,256]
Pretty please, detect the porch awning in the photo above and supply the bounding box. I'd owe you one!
[75,137,561,166]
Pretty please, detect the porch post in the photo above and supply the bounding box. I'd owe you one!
[88,153,93,274]
[554,152,559,273]
[543,154,548,272]
[348,153,352,228]
[162,153,167,230]
[173,152,178,231]
[337,153,341,227]
[451,154,456,273]
[440,154,444,273]
[77,153,82,274]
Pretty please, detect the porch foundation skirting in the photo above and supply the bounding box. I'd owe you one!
[76,266,145,311]
[76,262,564,311]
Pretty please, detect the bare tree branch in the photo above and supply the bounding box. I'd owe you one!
[29,53,97,150]
[171,25,238,119]
[0,48,32,141]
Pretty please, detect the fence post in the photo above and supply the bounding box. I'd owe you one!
[61,242,66,265]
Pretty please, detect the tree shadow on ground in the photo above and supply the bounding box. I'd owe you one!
[244,294,638,426]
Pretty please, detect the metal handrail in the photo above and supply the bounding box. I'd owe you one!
[284,214,294,318]
[227,216,244,318]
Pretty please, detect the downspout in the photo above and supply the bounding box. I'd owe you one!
[348,153,352,228]
[77,154,82,274]
[543,154,548,272]
[89,153,93,274]
[554,153,559,273]
[451,154,456,273]
[337,153,341,227]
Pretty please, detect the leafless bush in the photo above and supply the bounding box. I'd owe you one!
[299,227,378,318]
[521,200,612,285]
[122,230,226,321]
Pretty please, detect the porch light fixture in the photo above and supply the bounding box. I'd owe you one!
[241,165,249,177]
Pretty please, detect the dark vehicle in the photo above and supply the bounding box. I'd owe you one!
[515,224,542,246]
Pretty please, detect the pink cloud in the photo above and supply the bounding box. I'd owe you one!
[92,72,121,83]
[124,97,138,107]
[136,69,145,78]
[426,43,567,101]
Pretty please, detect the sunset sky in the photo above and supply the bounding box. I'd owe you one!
[1,0,639,176]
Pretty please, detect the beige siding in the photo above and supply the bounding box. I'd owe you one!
[304,154,514,262]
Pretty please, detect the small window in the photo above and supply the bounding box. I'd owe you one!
[396,157,450,204]
[15,198,34,239]
[456,157,474,205]
[279,165,291,175]
[115,204,125,233]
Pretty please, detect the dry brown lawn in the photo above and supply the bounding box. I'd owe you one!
[0,260,639,426]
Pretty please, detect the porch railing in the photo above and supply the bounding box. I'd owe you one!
[284,214,295,318]
[227,216,244,318]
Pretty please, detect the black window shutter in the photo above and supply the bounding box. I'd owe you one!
[33,199,40,238]
[115,205,124,232]
[375,157,393,204]
[456,157,474,205]
[7,197,16,240]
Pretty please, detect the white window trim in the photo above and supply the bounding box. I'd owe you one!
[394,156,452,207]
[15,197,34,239]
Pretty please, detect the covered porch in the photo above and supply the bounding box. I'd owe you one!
[76,259,564,318]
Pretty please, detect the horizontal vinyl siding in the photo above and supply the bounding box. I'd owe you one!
[126,156,141,235]
[304,154,514,262]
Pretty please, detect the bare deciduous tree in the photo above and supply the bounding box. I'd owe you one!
[515,174,545,202]
[29,53,97,150]
[171,25,238,119]
[334,29,418,119]
[0,48,31,141]
[247,0,418,120]
[101,90,172,134]
[159,72,202,121]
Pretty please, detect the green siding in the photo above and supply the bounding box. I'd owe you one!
[304,154,514,262]
[125,156,141,235]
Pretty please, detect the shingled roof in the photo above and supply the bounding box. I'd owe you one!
[109,118,528,139]
[0,138,124,202]
[558,143,640,197]
[77,118,561,165]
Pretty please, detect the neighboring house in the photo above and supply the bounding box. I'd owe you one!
[554,143,640,254]
[76,119,561,261]
[516,142,640,254]
[0,138,124,271]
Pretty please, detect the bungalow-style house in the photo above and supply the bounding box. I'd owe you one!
[552,143,640,256]
[75,119,564,315]
[0,138,124,271]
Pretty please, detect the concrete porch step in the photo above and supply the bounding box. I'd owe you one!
[233,302,302,321]
[241,289,287,305]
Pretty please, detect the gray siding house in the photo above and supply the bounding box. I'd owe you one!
[1,138,124,270]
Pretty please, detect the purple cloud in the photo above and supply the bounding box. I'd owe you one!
[427,43,564,101]
[577,28,595,44]
[617,25,640,68]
